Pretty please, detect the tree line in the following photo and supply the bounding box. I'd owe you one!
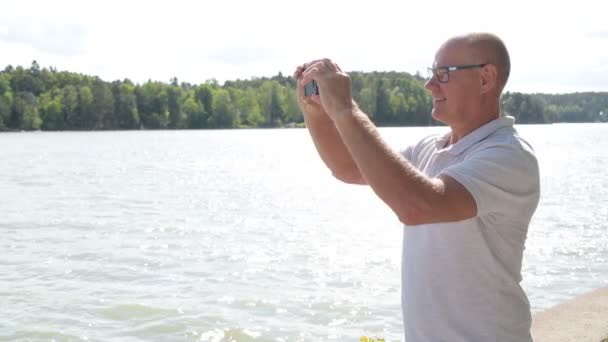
[0,61,606,131]
[502,91,608,123]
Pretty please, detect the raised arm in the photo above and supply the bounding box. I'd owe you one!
[294,64,365,185]
[299,59,477,225]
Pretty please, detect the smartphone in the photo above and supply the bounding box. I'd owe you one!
[304,80,319,96]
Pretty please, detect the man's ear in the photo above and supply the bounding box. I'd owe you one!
[480,64,498,94]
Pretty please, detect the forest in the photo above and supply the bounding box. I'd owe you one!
[1,61,606,131]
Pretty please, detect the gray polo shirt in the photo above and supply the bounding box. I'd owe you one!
[401,116,540,342]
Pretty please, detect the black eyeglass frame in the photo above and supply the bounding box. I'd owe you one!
[427,63,487,83]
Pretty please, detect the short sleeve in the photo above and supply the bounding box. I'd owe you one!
[400,134,442,166]
[440,143,540,218]
[400,144,415,163]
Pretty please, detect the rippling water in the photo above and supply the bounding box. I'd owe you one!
[1,124,607,341]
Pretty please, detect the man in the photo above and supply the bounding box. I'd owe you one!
[293,33,540,341]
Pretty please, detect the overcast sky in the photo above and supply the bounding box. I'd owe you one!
[1,0,607,94]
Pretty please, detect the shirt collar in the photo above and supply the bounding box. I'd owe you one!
[435,115,516,155]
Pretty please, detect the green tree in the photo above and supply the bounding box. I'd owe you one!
[257,81,273,126]
[136,81,168,129]
[62,85,79,129]
[12,92,41,130]
[40,67,58,91]
[0,75,12,129]
[502,92,548,124]
[239,88,263,127]
[281,86,301,124]
[390,91,409,125]
[167,84,183,128]
[10,65,44,95]
[359,87,376,118]
[182,95,205,128]
[269,84,284,126]
[0,94,11,129]
[375,80,391,124]
[194,84,214,124]
[77,85,95,129]
[208,88,237,128]
[38,90,65,130]
[112,81,139,129]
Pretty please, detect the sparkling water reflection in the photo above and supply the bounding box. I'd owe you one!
[0,124,607,341]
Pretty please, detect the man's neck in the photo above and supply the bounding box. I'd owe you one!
[448,111,501,145]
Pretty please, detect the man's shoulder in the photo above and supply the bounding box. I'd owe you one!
[410,133,444,156]
[415,133,445,149]
[473,126,537,159]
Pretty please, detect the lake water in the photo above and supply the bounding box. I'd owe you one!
[1,124,607,341]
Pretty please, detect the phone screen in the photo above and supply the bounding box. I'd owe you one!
[304,80,319,96]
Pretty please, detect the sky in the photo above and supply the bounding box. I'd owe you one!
[1,0,607,94]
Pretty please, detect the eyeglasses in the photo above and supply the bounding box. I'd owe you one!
[427,64,487,83]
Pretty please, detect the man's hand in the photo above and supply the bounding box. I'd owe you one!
[299,58,357,120]
[292,61,366,185]
[293,64,328,119]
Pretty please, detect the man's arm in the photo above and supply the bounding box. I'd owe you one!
[299,58,476,225]
[302,107,366,185]
[294,64,365,185]
[333,109,477,225]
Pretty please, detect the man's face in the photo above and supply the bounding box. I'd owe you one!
[424,41,482,125]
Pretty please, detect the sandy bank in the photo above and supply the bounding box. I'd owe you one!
[531,286,608,342]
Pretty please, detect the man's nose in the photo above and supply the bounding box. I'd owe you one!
[424,76,438,92]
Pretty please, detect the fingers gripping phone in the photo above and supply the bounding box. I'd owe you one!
[304,80,319,96]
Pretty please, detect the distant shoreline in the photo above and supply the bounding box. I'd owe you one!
[2,64,607,132]
[2,121,607,133]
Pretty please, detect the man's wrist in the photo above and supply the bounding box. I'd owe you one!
[332,108,363,129]
[331,101,360,121]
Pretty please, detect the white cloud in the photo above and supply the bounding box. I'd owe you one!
[0,0,607,93]
[0,17,88,56]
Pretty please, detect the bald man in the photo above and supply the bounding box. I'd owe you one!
[294,32,540,341]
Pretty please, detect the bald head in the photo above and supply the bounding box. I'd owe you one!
[444,33,511,93]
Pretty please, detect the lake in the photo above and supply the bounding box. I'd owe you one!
[1,123,607,341]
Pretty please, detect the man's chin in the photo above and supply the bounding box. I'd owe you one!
[431,109,444,122]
